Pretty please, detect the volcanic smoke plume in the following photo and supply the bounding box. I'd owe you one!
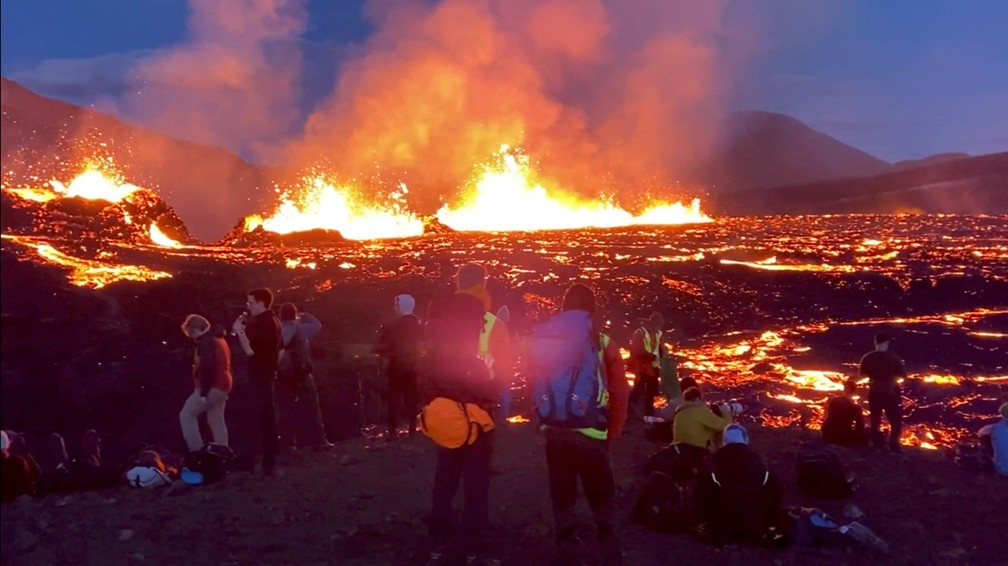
[288,0,734,211]
[117,0,307,160]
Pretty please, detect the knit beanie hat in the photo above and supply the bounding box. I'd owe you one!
[722,423,749,446]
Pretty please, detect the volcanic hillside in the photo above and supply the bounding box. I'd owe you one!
[1,77,275,241]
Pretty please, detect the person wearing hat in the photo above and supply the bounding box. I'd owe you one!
[375,294,423,439]
[694,424,784,544]
[1,431,41,503]
[455,263,515,420]
[858,332,908,452]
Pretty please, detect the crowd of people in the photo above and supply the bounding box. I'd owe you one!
[3,261,1006,565]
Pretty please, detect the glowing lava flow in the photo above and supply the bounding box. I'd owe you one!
[436,145,711,232]
[5,166,142,204]
[149,223,183,248]
[244,176,424,240]
[1,235,171,289]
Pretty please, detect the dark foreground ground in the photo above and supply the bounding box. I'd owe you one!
[2,422,1006,566]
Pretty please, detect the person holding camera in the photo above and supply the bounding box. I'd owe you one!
[232,288,282,476]
[275,302,333,452]
[672,387,736,451]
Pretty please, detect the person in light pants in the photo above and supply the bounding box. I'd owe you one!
[180,314,233,452]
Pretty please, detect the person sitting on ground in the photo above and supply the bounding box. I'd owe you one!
[673,387,734,451]
[34,432,71,493]
[822,380,869,446]
[978,402,1008,476]
[179,314,232,453]
[276,302,333,451]
[1,431,41,503]
[694,424,785,546]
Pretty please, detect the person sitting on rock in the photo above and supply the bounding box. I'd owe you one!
[1,431,41,503]
[822,380,869,446]
[673,387,734,451]
[694,424,785,546]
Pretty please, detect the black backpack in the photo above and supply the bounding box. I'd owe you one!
[633,471,696,533]
[644,442,710,482]
[796,446,854,499]
[183,444,234,484]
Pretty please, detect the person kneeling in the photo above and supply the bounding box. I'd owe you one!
[694,424,785,546]
[822,380,869,446]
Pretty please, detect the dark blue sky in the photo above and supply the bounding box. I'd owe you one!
[2,0,1006,162]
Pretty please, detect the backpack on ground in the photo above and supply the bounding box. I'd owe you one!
[796,445,854,499]
[527,310,606,429]
[419,397,495,449]
[125,466,171,488]
[633,471,696,533]
[644,442,710,482]
[182,443,234,484]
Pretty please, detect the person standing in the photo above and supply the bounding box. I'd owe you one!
[629,312,665,416]
[859,332,907,452]
[376,294,423,439]
[420,293,502,563]
[233,288,282,475]
[529,283,629,564]
[179,314,232,452]
[455,263,514,420]
[275,303,333,451]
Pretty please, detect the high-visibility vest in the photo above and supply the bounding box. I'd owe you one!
[578,333,612,441]
[478,312,498,375]
[641,328,663,368]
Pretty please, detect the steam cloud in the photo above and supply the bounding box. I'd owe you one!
[290,0,735,211]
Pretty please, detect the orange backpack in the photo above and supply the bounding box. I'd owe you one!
[419,397,495,448]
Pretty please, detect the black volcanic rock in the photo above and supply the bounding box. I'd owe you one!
[1,184,196,246]
[218,220,346,247]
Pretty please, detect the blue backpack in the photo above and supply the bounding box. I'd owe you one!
[528,310,607,429]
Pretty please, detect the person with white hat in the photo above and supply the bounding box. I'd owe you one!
[694,424,785,545]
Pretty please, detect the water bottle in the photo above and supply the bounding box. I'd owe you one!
[840,521,889,554]
[808,510,839,529]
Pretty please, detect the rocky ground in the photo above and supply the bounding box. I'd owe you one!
[3,422,1006,565]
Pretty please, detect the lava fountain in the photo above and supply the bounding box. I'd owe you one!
[436,145,711,232]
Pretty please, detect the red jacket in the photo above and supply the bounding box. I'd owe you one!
[603,336,629,443]
[193,330,233,395]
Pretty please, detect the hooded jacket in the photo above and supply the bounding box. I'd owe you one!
[194,327,233,395]
[457,285,514,386]
[672,402,733,450]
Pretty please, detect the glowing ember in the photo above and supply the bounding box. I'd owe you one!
[3,235,171,289]
[506,415,531,424]
[436,145,711,232]
[149,223,183,248]
[245,176,424,240]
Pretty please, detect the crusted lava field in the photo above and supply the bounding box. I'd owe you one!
[1,201,1006,462]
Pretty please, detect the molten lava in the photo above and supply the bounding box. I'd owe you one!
[2,235,171,289]
[5,165,141,204]
[243,176,424,240]
[149,223,183,248]
[436,145,711,232]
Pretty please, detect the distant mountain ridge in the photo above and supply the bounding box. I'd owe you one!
[703,110,892,191]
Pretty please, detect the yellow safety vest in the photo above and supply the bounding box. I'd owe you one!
[641,328,663,368]
[478,312,498,375]
[577,333,611,441]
